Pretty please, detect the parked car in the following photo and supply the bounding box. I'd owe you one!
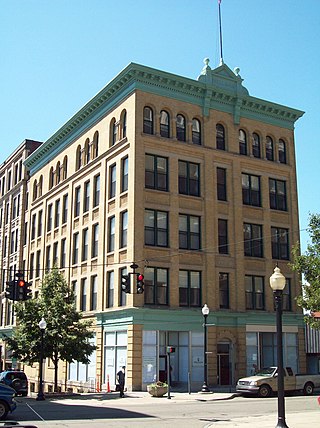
[0,383,17,420]
[0,371,28,397]
[236,366,320,397]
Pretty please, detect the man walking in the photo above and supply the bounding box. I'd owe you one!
[117,366,126,398]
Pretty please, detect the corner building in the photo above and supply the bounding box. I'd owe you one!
[24,59,305,392]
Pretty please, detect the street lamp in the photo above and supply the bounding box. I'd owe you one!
[201,303,210,393]
[36,317,47,401]
[269,266,289,428]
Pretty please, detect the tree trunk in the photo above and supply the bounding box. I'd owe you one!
[53,354,59,392]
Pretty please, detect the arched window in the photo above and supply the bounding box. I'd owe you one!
[49,167,54,189]
[192,119,201,145]
[160,110,170,138]
[278,139,286,164]
[93,132,99,158]
[143,107,153,134]
[176,114,186,142]
[76,145,81,170]
[252,133,261,158]
[84,139,90,164]
[266,136,274,161]
[56,162,60,184]
[239,129,247,155]
[216,124,225,150]
[63,156,68,179]
[121,110,127,139]
[33,180,37,201]
[110,118,117,146]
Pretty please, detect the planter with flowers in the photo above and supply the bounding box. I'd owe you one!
[147,381,168,397]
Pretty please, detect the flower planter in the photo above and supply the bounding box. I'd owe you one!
[147,384,168,397]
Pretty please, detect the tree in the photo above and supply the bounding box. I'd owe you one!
[3,267,96,391]
[291,213,320,329]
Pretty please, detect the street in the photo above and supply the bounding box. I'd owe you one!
[8,392,320,428]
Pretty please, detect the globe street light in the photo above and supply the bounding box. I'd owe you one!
[36,317,47,401]
[269,266,289,428]
[201,304,210,393]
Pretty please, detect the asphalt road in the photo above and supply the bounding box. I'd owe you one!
[7,392,320,428]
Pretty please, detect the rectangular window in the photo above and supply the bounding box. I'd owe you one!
[72,280,78,308]
[179,270,201,307]
[109,164,116,199]
[80,278,87,311]
[53,242,58,266]
[12,197,17,219]
[271,227,289,260]
[54,200,60,228]
[269,179,287,211]
[120,211,128,248]
[60,238,67,268]
[92,224,99,258]
[108,216,115,252]
[218,219,228,254]
[72,232,79,264]
[121,157,128,193]
[10,231,15,254]
[90,275,98,311]
[217,167,227,201]
[14,229,18,252]
[47,204,53,232]
[5,202,9,224]
[31,214,36,240]
[219,273,229,309]
[144,267,168,305]
[245,275,264,310]
[24,222,27,245]
[179,214,201,250]
[62,194,68,224]
[244,223,263,258]
[93,174,100,207]
[107,271,114,308]
[145,154,168,191]
[178,160,200,196]
[82,228,89,261]
[84,181,90,213]
[145,209,168,247]
[36,250,41,277]
[45,246,51,272]
[29,253,34,280]
[74,186,81,217]
[37,210,43,237]
[242,173,261,206]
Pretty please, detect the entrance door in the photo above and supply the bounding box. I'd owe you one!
[217,342,231,385]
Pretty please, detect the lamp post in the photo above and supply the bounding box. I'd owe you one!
[36,317,47,401]
[269,266,289,428]
[201,303,210,392]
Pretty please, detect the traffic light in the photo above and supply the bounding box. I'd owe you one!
[166,346,175,353]
[137,274,144,294]
[16,279,32,301]
[5,280,16,301]
[121,274,130,294]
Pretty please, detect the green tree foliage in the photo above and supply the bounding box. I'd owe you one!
[3,267,96,391]
[291,213,320,329]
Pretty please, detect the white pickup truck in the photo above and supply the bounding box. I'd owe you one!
[236,366,320,397]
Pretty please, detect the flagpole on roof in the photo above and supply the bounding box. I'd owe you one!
[218,0,224,65]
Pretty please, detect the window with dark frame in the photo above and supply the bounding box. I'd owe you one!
[278,139,287,164]
[178,160,200,196]
[47,204,53,232]
[143,107,153,134]
[72,232,79,264]
[176,114,186,142]
[37,210,43,237]
[266,136,274,161]
[31,214,36,240]
[84,181,90,213]
[62,194,68,224]
[216,124,225,150]
[144,267,168,305]
[108,216,115,252]
[93,175,100,207]
[90,276,98,311]
[252,133,261,158]
[53,242,58,266]
[82,228,89,261]
[217,167,227,201]
[121,157,128,193]
[179,270,201,307]
[145,154,168,191]
[54,199,60,228]
[92,224,99,258]
[109,164,116,199]
[245,275,264,310]
[242,173,261,207]
[219,273,229,309]
[269,179,287,211]
[244,223,263,258]
[239,129,247,155]
[192,118,201,145]
[107,271,114,308]
[179,214,201,250]
[80,278,87,311]
[145,209,168,247]
[218,219,228,254]
[74,186,81,217]
[271,227,289,260]
[60,238,66,268]
[120,211,128,248]
[160,110,170,138]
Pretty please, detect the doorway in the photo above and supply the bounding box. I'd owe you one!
[217,342,231,385]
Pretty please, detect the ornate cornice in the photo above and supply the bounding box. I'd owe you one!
[25,62,304,174]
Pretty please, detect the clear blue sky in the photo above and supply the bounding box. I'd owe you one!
[1,0,319,251]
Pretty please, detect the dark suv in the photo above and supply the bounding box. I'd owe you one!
[0,371,28,396]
